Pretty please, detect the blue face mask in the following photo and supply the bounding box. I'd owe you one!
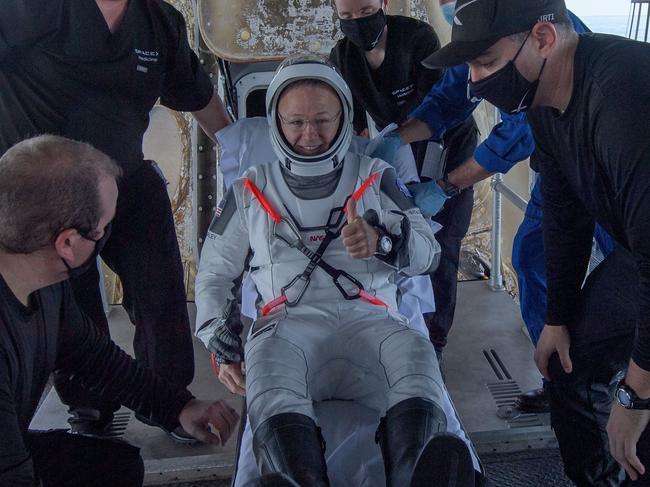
[440,2,456,26]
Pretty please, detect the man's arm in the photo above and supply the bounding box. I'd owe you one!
[160,7,230,139]
[396,118,434,145]
[55,287,194,431]
[55,288,239,443]
[531,143,594,379]
[596,80,650,388]
[401,63,478,144]
[0,351,35,485]
[411,23,443,99]
[597,52,650,478]
[192,92,231,143]
[538,147,595,327]
[447,111,536,189]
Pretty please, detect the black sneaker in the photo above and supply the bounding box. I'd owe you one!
[514,387,549,413]
[135,413,199,445]
[168,425,199,445]
[68,408,113,437]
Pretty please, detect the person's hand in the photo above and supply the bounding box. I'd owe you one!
[210,319,244,364]
[218,361,246,396]
[342,197,379,259]
[607,402,650,480]
[534,324,572,380]
[178,399,240,445]
[366,131,402,167]
[408,181,450,216]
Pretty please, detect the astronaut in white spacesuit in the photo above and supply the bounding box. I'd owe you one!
[195,55,474,487]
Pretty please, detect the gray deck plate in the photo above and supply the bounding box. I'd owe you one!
[31,280,554,484]
[443,281,555,454]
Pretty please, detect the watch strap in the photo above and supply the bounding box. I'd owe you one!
[440,173,460,197]
[374,226,392,256]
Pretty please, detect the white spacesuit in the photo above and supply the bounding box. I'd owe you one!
[195,55,475,487]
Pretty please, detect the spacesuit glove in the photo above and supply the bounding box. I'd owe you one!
[407,180,450,217]
[367,131,403,167]
[208,319,244,364]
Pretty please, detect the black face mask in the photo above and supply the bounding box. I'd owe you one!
[468,33,547,114]
[62,222,112,279]
[339,9,386,51]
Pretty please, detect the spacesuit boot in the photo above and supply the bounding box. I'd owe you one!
[252,413,330,487]
[377,397,475,487]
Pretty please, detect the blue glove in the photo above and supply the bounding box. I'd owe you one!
[408,181,450,217]
[369,132,402,167]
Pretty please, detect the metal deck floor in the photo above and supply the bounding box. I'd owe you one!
[31,280,555,485]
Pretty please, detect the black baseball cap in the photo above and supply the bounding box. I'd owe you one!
[423,0,570,68]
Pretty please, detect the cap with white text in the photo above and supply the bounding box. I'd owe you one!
[423,0,569,68]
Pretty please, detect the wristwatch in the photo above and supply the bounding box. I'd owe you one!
[439,173,460,197]
[375,228,393,256]
[616,379,650,410]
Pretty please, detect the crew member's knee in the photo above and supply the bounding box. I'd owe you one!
[245,335,313,432]
[379,328,444,409]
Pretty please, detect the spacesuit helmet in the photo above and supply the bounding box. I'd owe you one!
[266,54,353,177]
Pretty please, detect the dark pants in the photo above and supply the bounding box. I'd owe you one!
[424,187,475,350]
[512,176,616,346]
[29,430,144,486]
[55,161,194,421]
[546,247,650,486]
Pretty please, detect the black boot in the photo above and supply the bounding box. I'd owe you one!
[377,397,474,487]
[253,413,329,487]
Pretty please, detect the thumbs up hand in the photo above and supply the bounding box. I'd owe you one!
[341,196,379,259]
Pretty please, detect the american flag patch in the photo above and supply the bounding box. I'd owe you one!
[214,197,228,218]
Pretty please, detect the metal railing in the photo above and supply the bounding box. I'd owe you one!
[488,173,528,291]
[628,0,650,42]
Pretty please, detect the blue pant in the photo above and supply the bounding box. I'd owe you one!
[511,177,614,345]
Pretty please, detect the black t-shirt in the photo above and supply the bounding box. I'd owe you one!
[0,274,192,484]
[528,33,650,370]
[0,0,213,176]
[330,15,442,131]
[330,15,477,175]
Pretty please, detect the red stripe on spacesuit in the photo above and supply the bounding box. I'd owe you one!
[211,353,220,376]
[359,289,390,309]
[262,295,288,316]
[243,178,282,223]
[351,171,380,203]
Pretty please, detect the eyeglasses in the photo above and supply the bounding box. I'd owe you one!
[278,110,342,133]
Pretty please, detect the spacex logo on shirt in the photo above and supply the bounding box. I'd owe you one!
[134,48,160,73]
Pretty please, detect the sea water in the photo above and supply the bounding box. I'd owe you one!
[582,15,635,38]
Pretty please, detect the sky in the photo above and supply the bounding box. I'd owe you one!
[565,0,631,17]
